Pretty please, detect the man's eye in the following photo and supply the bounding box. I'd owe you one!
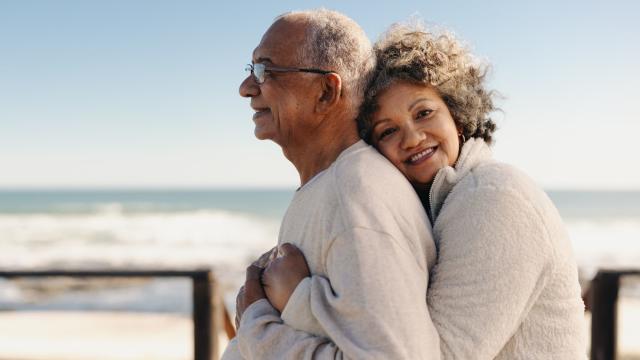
[378,128,396,140]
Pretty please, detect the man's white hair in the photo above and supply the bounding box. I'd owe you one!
[276,9,375,117]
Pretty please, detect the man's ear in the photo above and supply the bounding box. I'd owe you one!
[315,73,342,114]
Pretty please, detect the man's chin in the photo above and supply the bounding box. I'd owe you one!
[254,128,275,141]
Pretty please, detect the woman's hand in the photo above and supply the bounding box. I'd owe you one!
[262,243,311,313]
[235,246,278,329]
[234,264,266,329]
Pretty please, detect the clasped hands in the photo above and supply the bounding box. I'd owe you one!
[235,243,310,329]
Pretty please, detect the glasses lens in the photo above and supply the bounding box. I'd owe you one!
[245,64,259,83]
[253,63,265,84]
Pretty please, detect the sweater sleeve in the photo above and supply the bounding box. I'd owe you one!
[220,337,243,360]
[280,276,326,337]
[427,185,553,359]
[235,227,441,360]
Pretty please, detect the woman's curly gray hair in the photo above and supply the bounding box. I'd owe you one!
[358,22,498,144]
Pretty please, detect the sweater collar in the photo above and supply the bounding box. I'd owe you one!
[427,137,493,221]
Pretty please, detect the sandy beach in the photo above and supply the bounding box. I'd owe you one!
[0,298,638,359]
[0,311,229,360]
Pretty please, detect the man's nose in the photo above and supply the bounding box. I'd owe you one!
[239,75,259,98]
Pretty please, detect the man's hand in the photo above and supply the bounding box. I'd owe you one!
[262,243,311,313]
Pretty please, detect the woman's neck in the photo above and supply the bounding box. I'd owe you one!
[413,182,434,223]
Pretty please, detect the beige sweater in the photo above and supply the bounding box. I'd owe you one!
[244,139,587,359]
[222,140,441,359]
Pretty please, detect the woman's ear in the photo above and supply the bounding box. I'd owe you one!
[315,73,342,114]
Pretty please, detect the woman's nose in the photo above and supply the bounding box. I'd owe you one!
[401,126,426,150]
[239,75,259,98]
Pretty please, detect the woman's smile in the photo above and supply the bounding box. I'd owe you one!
[406,146,437,165]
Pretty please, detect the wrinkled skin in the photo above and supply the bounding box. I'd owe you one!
[234,243,310,328]
[262,243,311,312]
[234,246,276,328]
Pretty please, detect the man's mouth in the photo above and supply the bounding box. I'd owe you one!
[406,146,437,165]
[252,108,271,120]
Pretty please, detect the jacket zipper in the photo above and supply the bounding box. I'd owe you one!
[427,169,444,224]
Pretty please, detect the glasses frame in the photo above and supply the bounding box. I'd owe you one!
[245,63,335,84]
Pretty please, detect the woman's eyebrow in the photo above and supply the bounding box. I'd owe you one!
[408,97,433,111]
[372,118,390,129]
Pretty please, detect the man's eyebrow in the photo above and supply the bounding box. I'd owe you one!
[254,56,272,64]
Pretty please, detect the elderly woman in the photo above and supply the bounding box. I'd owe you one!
[261,23,587,358]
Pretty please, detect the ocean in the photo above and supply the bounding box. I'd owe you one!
[1,189,639,314]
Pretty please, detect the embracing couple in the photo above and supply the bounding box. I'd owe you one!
[223,8,586,360]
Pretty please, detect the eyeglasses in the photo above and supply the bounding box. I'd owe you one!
[245,63,334,84]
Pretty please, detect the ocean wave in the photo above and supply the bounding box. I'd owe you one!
[2,209,639,312]
[2,211,639,272]
[566,218,640,277]
[0,209,282,311]
[0,209,280,271]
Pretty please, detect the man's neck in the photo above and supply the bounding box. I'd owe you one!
[285,128,360,187]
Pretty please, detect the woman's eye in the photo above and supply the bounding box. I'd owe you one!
[417,109,432,119]
[378,127,396,140]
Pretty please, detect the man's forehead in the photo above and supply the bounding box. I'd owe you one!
[251,18,307,63]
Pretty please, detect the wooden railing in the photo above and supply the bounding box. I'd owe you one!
[590,269,640,360]
[6,268,635,359]
[0,269,230,360]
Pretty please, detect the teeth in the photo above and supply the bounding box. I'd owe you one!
[410,148,435,163]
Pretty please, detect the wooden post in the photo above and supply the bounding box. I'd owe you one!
[590,271,620,360]
[193,271,213,360]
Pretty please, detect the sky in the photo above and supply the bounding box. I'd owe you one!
[1,0,639,190]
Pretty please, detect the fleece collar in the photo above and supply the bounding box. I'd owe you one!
[428,138,494,221]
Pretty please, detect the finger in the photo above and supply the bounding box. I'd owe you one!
[278,243,300,256]
[244,267,267,301]
[269,246,279,262]
[236,286,245,309]
[260,265,269,286]
[253,246,277,268]
[246,264,263,281]
[260,261,279,286]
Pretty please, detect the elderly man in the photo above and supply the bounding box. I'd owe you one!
[222,9,440,359]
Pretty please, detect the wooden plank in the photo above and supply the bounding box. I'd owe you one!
[0,269,211,278]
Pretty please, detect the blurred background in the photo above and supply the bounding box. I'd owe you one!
[1,0,639,359]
